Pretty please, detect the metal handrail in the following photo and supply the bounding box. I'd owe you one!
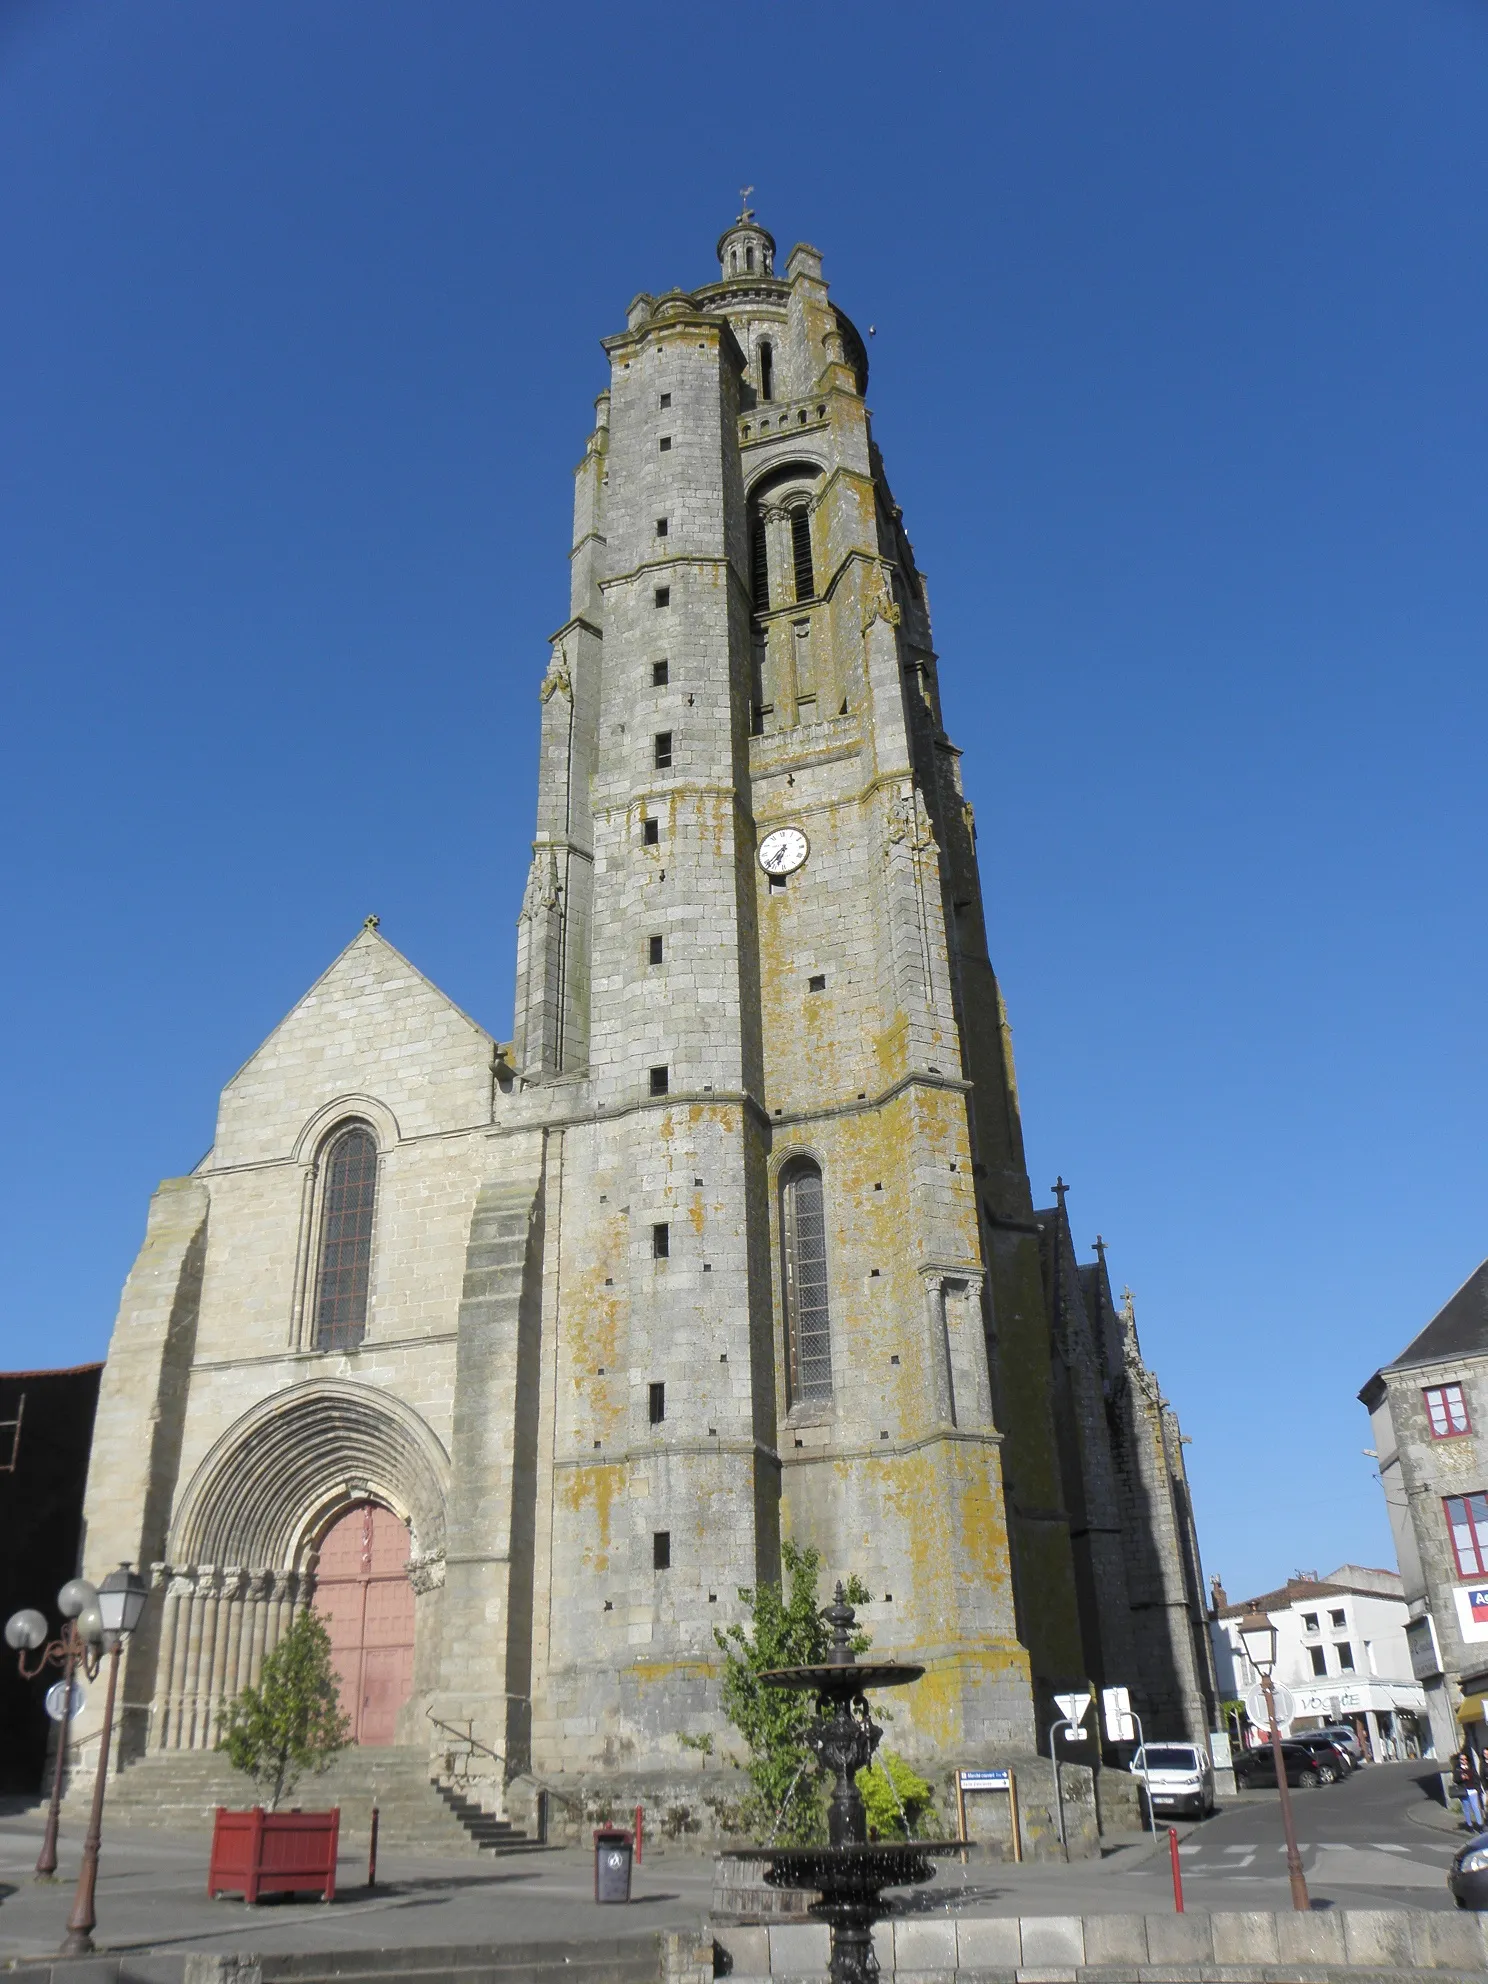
[426,1710,505,1768]
[424,1709,580,1814]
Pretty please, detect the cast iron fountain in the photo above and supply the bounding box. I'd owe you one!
[731,1584,960,1984]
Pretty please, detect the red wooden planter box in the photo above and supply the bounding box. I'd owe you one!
[208,1805,340,1904]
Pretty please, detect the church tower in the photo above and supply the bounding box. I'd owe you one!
[510,208,1065,1771]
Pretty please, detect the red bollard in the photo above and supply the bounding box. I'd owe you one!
[367,1806,379,1891]
[1168,1826,1184,1912]
[633,1804,643,1865]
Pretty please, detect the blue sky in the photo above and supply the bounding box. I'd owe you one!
[2,1,1485,1601]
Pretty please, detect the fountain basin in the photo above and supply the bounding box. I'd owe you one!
[734,1840,960,1895]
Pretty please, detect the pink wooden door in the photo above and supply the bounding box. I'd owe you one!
[313,1503,415,1746]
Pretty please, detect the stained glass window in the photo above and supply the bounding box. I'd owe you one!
[314,1125,377,1351]
[782,1160,833,1404]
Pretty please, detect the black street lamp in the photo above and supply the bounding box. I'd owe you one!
[4,1578,102,1879]
[1238,1605,1310,1912]
[59,1564,149,1956]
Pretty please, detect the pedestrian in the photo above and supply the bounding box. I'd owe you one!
[1452,1746,1483,1830]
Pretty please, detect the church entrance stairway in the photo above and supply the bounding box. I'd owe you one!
[63,1746,541,1854]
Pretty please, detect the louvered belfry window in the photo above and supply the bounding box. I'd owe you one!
[782,1159,833,1403]
[751,516,771,614]
[790,507,815,602]
[314,1125,378,1350]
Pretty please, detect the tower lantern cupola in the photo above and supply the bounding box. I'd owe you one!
[717,194,775,281]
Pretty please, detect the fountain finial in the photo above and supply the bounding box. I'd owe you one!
[825,1583,856,1666]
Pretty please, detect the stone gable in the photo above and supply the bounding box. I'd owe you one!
[212,926,496,1166]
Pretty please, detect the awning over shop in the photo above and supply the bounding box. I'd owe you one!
[1456,1696,1488,1724]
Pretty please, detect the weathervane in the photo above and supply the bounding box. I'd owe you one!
[738,184,755,221]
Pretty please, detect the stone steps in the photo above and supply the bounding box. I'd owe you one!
[76,1748,539,1855]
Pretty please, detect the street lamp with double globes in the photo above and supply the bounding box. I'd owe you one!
[59,1564,149,1956]
[4,1577,101,1879]
[1237,1605,1311,1912]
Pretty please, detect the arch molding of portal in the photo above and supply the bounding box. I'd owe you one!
[168,1378,450,1572]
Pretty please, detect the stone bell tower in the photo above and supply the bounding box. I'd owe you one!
[510,209,1084,1779]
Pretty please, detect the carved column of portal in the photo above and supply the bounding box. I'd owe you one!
[193,1568,223,1751]
[153,1573,190,1751]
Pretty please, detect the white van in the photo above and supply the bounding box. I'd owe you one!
[1130,1742,1216,1819]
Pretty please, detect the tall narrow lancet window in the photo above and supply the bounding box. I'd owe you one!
[314,1124,378,1350]
[781,1159,833,1404]
[790,506,815,602]
[751,515,771,614]
[759,340,774,402]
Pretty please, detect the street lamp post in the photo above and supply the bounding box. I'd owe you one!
[5,1578,101,1879]
[1238,1606,1310,1912]
[59,1565,149,1956]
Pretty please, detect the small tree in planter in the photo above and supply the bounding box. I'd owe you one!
[217,1609,350,1811]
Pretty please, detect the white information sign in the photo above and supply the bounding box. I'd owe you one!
[45,1679,86,1723]
[1244,1682,1295,1730]
[1102,1685,1136,1742]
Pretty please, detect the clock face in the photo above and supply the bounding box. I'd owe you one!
[759,827,809,876]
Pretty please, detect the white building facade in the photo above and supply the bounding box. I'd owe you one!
[1211,1566,1431,1760]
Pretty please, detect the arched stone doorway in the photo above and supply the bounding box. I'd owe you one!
[313,1502,415,1746]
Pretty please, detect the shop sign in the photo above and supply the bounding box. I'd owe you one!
[1453,1585,1488,1645]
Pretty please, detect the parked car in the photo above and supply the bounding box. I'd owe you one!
[1130,1742,1216,1818]
[1448,1831,1488,1910]
[1287,1735,1355,1783]
[1306,1724,1365,1768]
[1233,1741,1328,1789]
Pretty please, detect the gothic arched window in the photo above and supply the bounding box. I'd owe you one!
[313,1124,378,1351]
[781,1159,833,1404]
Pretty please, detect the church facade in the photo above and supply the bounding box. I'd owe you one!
[78,216,1215,1826]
